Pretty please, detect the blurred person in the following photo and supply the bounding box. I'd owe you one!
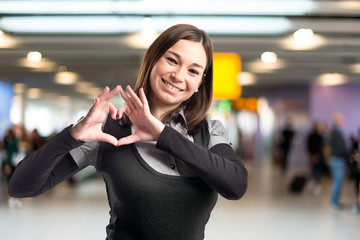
[279,117,295,173]
[3,125,24,208]
[320,121,331,173]
[349,134,358,179]
[349,130,360,214]
[328,112,349,209]
[306,121,325,194]
[8,24,248,239]
[30,128,44,152]
[0,139,8,184]
[0,140,5,182]
[3,128,18,178]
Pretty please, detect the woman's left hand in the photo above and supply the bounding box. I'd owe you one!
[116,85,165,146]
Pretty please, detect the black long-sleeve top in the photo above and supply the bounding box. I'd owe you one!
[9,116,247,239]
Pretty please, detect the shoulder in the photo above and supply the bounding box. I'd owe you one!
[206,115,231,149]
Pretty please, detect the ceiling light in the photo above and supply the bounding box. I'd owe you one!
[316,73,347,86]
[0,16,141,34]
[0,1,316,16]
[54,66,79,85]
[142,17,155,37]
[27,51,42,62]
[293,28,314,41]
[18,57,56,71]
[154,17,291,35]
[237,72,256,86]
[281,33,326,50]
[54,71,79,85]
[0,16,291,35]
[13,83,26,94]
[0,32,19,48]
[247,59,285,73]
[125,17,159,49]
[261,52,277,63]
[27,88,42,99]
[333,1,360,11]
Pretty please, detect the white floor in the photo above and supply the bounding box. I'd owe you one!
[1,161,359,240]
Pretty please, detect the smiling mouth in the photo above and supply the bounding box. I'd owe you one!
[162,79,183,92]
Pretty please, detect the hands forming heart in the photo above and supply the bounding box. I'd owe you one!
[70,85,165,146]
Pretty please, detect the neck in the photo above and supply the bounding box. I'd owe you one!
[150,105,175,123]
[148,89,182,122]
[149,101,180,123]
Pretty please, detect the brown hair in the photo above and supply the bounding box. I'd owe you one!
[132,24,214,134]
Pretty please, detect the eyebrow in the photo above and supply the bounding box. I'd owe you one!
[167,50,205,69]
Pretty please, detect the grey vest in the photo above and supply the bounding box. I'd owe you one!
[97,117,218,240]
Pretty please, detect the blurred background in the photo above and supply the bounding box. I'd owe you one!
[0,1,360,239]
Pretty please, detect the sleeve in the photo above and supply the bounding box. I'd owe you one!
[208,119,231,148]
[156,126,248,200]
[8,126,94,198]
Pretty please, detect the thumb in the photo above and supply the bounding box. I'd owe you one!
[117,134,140,146]
[97,133,119,146]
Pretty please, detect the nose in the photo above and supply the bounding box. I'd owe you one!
[171,67,186,82]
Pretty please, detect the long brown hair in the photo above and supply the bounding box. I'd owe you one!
[132,24,213,134]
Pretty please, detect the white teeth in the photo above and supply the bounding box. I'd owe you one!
[164,81,181,92]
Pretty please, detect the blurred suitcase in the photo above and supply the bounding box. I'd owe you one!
[289,175,307,193]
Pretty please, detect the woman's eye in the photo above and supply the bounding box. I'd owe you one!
[189,69,199,75]
[166,57,177,64]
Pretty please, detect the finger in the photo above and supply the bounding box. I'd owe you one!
[125,106,132,116]
[89,87,111,114]
[86,97,101,118]
[87,95,110,119]
[106,102,118,119]
[126,85,142,108]
[96,86,110,100]
[104,85,121,102]
[139,88,149,109]
[119,85,135,110]
[97,133,119,146]
[117,134,140,146]
[116,105,129,119]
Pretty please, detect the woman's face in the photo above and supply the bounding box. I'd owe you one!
[149,39,207,110]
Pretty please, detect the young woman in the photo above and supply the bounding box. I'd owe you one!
[9,24,248,240]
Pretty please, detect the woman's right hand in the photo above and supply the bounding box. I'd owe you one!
[70,86,121,146]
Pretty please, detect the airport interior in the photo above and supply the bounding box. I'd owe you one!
[0,1,360,239]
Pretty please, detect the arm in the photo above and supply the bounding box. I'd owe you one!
[9,86,124,198]
[156,126,248,200]
[9,127,84,198]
